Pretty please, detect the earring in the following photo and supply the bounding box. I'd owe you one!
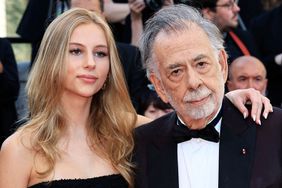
[102,80,107,90]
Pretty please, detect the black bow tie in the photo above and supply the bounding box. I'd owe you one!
[173,108,222,143]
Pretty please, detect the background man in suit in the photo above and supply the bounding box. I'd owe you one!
[17,0,69,66]
[227,55,268,95]
[134,5,282,188]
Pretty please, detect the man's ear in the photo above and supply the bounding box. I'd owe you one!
[226,80,234,91]
[202,8,215,20]
[262,79,268,95]
[218,49,228,82]
[150,74,169,103]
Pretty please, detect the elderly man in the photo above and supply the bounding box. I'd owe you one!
[227,55,268,95]
[134,5,282,188]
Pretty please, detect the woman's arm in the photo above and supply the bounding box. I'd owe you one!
[0,132,33,187]
[103,0,130,23]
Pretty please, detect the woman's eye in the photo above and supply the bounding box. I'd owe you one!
[94,51,107,58]
[69,48,82,55]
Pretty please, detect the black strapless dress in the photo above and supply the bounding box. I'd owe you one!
[28,174,128,188]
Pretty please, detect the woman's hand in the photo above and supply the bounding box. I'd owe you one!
[225,88,273,125]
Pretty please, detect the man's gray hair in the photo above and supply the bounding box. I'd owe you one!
[139,4,225,77]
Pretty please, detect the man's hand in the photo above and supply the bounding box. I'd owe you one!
[225,88,273,125]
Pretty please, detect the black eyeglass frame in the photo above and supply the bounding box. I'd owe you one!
[215,0,238,9]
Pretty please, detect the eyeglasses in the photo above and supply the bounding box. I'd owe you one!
[216,0,238,10]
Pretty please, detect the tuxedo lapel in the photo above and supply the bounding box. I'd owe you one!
[219,98,257,188]
[148,112,179,188]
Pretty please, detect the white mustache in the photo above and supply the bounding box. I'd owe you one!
[183,86,212,102]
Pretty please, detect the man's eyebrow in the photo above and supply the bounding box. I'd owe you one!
[167,63,183,70]
[193,54,208,62]
[165,54,209,70]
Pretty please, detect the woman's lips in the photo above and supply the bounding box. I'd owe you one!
[77,74,97,83]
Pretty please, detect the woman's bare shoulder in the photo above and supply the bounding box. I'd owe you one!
[0,129,34,163]
[0,130,34,187]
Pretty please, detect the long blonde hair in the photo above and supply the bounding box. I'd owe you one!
[20,8,136,187]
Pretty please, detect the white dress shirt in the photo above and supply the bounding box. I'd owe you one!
[178,119,221,188]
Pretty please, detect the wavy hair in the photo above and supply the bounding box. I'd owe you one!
[139,4,224,78]
[20,8,136,187]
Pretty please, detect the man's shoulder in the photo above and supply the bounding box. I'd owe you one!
[134,112,176,140]
[223,97,282,128]
[263,106,282,126]
[272,106,282,114]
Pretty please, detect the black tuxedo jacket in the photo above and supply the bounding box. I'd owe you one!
[134,97,282,188]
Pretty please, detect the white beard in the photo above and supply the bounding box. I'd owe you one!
[167,85,222,120]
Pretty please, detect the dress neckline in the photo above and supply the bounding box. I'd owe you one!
[28,174,124,188]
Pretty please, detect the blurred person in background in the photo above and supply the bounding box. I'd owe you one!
[137,85,173,120]
[227,55,268,95]
[17,0,69,68]
[0,38,20,147]
[237,0,263,29]
[249,0,282,107]
[193,0,260,63]
[104,0,146,43]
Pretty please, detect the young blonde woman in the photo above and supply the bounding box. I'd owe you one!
[0,8,138,188]
[0,7,273,188]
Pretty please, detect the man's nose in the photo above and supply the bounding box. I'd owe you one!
[232,2,240,12]
[186,69,203,90]
[247,79,255,89]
